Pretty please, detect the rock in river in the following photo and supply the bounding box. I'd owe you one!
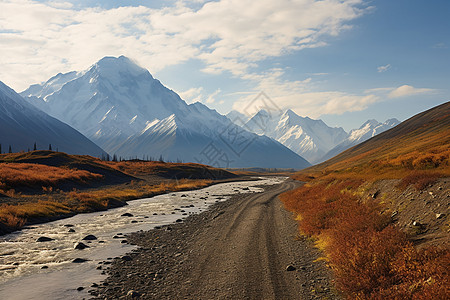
[74,242,90,250]
[72,258,89,263]
[82,234,97,241]
[36,236,54,242]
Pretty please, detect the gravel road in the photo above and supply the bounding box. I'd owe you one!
[91,179,339,299]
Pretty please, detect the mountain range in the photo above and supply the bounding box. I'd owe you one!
[21,56,310,169]
[320,118,400,162]
[0,80,104,156]
[227,109,399,164]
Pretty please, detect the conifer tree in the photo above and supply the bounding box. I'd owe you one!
[0,143,2,154]
[8,145,12,153]
[33,142,37,151]
[49,144,52,151]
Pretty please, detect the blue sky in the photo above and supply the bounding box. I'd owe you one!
[0,0,448,131]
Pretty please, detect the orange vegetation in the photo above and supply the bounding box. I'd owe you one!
[0,163,103,189]
[281,179,449,299]
[283,103,450,299]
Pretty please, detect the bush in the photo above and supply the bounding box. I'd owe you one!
[280,179,449,299]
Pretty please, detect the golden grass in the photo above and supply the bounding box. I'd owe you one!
[0,162,103,190]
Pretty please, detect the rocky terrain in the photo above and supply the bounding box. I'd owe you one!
[89,181,338,299]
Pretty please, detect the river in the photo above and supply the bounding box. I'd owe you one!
[0,177,286,300]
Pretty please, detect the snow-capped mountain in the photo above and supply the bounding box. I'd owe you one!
[22,56,310,169]
[321,118,400,162]
[244,109,348,164]
[0,80,105,156]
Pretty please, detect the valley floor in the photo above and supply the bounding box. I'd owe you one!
[91,180,338,299]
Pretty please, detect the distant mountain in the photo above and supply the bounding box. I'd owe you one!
[22,56,310,169]
[226,110,250,126]
[244,109,348,164]
[321,118,400,162]
[308,101,450,171]
[0,80,105,156]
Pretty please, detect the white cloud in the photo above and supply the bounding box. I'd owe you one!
[232,69,380,118]
[0,0,369,90]
[178,86,221,104]
[206,88,221,104]
[388,85,435,98]
[365,85,437,99]
[377,64,391,73]
[179,87,204,103]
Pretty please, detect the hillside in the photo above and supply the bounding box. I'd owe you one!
[282,101,450,299]
[309,101,449,173]
[320,118,400,163]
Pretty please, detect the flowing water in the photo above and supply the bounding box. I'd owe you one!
[0,177,286,299]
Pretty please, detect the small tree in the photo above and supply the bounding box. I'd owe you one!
[49,144,52,151]
[8,145,12,153]
[33,142,37,151]
[0,143,2,154]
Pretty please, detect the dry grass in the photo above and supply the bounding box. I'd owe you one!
[0,163,103,190]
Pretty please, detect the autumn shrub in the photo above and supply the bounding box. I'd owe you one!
[280,178,449,299]
[396,171,442,191]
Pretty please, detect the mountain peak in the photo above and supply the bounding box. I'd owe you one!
[92,56,151,79]
[360,119,380,128]
[384,118,400,127]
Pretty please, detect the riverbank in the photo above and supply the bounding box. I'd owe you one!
[1,151,261,236]
[90,179,338,299]
[0,175,262,236]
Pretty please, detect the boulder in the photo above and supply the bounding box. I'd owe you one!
[74,242,90,250]
[82,234,97,241]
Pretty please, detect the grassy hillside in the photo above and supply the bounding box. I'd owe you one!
[0,151,238,235]
[281,101,450,299]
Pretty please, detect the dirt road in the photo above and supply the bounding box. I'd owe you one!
[92,180,338,299]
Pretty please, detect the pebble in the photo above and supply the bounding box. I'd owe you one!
[127,290,141,298]
[286,265,296,271]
